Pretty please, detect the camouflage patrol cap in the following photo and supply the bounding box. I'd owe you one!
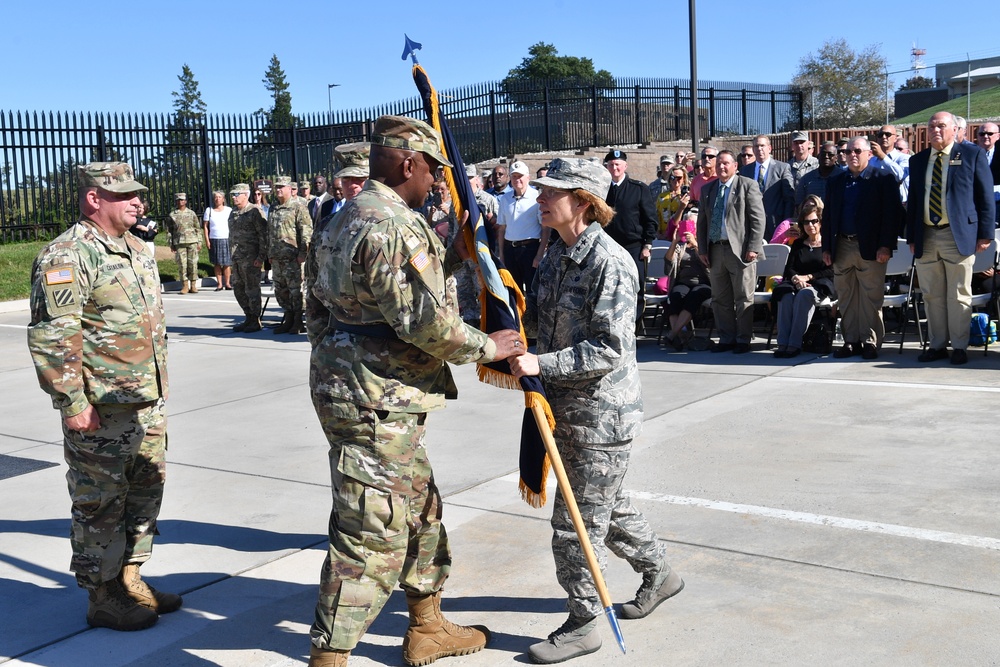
[465,164,478,178]
[274,176,293,187]
[77,162,147,193]
[371,115,453,168]
[298,181,311,190]
[174,192,187,200]
[230,183,251,194]
[530,157,612,200]
[333,142,371,178]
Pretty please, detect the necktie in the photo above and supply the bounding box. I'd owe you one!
[709,183,725,242]
[929,151,944,225]
[606,183,618,206]
[757,165,766,192]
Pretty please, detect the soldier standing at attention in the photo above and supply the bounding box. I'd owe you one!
[166,192,202,293]
[267,176,312,334]
[227,183,268,332]
[26,162,181,631]
[305,115,523,667]
[510,158,684,664]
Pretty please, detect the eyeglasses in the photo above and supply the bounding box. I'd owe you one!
[979,131,996,137]
[702,154,717,159]
[741,153,754,159]
[821,152,838,158]
[876,131,895,138]
[847,148,866,154]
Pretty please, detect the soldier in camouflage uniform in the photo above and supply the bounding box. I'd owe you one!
[305,116,523,667]
[268,176,313,334]
[297,180,313,207]
[304,142,369,345]
[228,183,268,332]
[26,162,182,633]
[511,158,684,664]
[166,192,202,293]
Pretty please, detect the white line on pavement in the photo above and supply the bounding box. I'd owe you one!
[629,491,1000,551]
[768,375,1000,393]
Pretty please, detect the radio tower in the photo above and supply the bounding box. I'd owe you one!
[911,44,927,74]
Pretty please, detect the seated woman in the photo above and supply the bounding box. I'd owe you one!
[772,195,835,358]
[662,213,710,351]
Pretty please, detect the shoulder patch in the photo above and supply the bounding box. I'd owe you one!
[409,250,430,273]
[45,267,74,285]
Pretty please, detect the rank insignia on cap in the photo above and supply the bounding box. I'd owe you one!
[45,268,74,285]
[409,250,430,273]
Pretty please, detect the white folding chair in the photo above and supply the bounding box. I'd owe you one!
[882,238,915,352]
[752,244,791,336]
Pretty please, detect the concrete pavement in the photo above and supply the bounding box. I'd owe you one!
[1,290,999,666]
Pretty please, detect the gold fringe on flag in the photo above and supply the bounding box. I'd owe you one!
[518,390,555,507]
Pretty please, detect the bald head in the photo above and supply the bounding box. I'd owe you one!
[977,122,999,152]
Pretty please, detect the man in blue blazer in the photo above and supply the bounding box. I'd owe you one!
[906,111,996,365]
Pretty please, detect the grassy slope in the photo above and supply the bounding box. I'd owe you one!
[894,86,1000,125]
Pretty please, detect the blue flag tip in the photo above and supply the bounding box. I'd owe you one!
[401,35,423,62]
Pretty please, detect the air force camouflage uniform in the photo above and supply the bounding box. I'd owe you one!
[26,166,169,593]
[166,197,201,283]
[228,184,268,326]
[307,122,498,652]
[524,159,677,630]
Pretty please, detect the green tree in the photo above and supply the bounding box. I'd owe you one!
[501,42,614,108]
[791,39,888,128]
[147,64,207,207]
[261,54,294,130]
[898,75,936,91]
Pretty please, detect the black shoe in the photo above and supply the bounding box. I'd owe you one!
[773,347,788,358]
[861,343,878,360]
[733,343,751,354]
[785,347,801,358]
[832,343,858,359]
[711,342,736,353]
[918,348,949,362]
[950,348,968,365]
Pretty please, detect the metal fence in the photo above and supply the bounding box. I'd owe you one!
[0,77,799,242]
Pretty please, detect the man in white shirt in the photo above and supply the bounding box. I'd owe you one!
[869,125,909,205]
[497,161,549,295]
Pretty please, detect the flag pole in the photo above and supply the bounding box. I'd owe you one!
[530,404,627,655]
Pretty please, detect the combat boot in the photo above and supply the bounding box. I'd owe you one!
[402,591,489,666]
[120,563,183,613]
[233,317,249,332]
[618,568,684,620]
[189,280,199,294]
[273,311,293,334]
[528,615,600,664]
[179,281,190,295]
[87,579,158,631]
[308,645,350,666]
[289,308,305,334]
[243,316,263,333]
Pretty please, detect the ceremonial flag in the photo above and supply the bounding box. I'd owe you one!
[408,55,554,507]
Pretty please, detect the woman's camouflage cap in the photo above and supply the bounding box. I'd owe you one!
[529,157,611,199]
[78,161,148,193]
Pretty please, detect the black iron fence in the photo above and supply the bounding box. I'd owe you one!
[0,76,799,242]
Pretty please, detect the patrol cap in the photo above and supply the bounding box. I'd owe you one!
[174,192,187,200]
[230,183,251,194]
[604,149,627,163]
[298,181,311,190]
[333,142,371,178]
[530,157,612,200]
[370,115,453,168]
[274,176,293,187]
[790,130,809,142]
[77,161,147,194]
[465,164,479,178]
[659,154,675,164]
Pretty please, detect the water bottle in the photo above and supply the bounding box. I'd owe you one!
[834,318,843,345]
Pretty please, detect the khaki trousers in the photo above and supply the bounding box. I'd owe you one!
[832,238,887,346]
[709,243,756,345]
[915,226,974,350]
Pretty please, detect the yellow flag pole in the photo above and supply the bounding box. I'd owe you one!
[530,403,627,654]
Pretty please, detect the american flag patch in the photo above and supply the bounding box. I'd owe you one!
[45,268,74,285]
[409,250,430,273]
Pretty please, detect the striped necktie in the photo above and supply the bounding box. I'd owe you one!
[929,151,944,225]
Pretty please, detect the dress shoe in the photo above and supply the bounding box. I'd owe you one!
[785,347,801,358]
[861,343,878,360]
[832,343,858,359]
[733,343,751,354]
[918,348,949,362]
[773,347,788,358]
[950,348,968,365]
[711,342,736,353]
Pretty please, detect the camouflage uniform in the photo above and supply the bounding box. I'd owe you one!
[229,202,268,321]
[523,221,670,621]
[308,177,497,651]
[26,218,168,590]
[166,207,201,282]
[267,197,312,313]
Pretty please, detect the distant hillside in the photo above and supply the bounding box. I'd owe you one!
[894,86,1000,125]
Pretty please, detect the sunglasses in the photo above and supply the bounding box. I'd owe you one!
[846,148,866,154]
[876,131,895,138]
[802,218,820,224]
[979,131,996,137]
[702,154,717,159]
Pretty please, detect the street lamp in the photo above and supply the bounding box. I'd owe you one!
[327,83,340,122]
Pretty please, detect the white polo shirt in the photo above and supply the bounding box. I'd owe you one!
[497,187,542,242]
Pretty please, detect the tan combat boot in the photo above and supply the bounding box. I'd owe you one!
[179,281,190,294]
[87,578,158,631]
[120,563,183,614]
[402,592,489,666]
[308,645,350,666]
[189,280,199,293]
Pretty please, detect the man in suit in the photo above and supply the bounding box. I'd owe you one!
[906,112,996,365]
[309,174,330,224]
[741,135,794,239]
[697,149,766,353]
[604,149,658,324]
[975,121,1000,186]
[822,137,903,360]
[319,143,369,221]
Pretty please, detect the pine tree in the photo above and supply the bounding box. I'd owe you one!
[151,64,208,209]
[261,54,294,131]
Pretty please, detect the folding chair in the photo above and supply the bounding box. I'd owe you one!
[752,243,790,337]
[969,238,999,355]
[881,238,915,353]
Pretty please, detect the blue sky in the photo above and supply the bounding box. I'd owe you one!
[4,0,998,117]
